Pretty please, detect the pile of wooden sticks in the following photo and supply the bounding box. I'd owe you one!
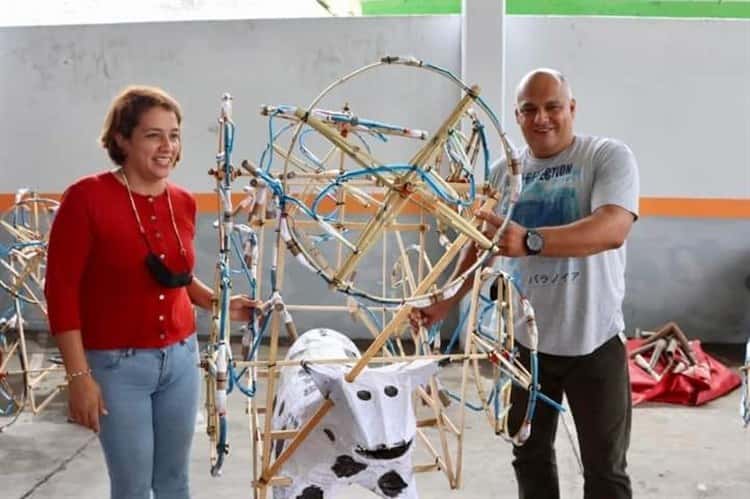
[629,322,699,381]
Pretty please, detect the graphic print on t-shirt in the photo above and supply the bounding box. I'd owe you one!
[512,163,582,229]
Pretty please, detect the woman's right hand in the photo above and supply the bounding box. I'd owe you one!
[67,374,108,433]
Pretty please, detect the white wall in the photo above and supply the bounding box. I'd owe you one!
[2,15,748,198]
[0,16,462,192]
[504,16,750,199]
[1,14,749,339]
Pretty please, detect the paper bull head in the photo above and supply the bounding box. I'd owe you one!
[272,328,438,499]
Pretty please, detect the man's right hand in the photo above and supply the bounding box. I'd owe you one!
[409,299,454,331]
[67,375,108,433]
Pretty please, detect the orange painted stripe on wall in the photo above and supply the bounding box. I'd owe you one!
[638,197,750,219]
[1,193,748,219]
[0,193,62,209]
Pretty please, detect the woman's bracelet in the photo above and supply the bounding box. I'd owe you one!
[65,368,92,382]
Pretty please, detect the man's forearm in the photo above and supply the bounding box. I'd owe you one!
[539,205,634,258]
[445,242,482,303]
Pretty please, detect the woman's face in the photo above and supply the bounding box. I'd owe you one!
[117,106,181,183]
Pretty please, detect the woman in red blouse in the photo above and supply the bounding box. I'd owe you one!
[44,86,256,499]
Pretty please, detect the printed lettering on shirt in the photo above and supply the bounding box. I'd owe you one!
[527,271,581,288]
[521,163,575,184]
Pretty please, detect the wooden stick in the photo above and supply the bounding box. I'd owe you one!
[292,108,386,174]
[415,428,450,480]
[395,232,417,295]
[343,197,497,382]
[236,351,491,369]
[456,268,484,488]
[289,219,426,232]
[260,398,334,484]
[331,87,480,285]
[427,376,456,485]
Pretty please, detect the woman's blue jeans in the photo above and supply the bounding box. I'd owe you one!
[86,334,200,499]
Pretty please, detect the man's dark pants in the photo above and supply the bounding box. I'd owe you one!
[508,334,632,499]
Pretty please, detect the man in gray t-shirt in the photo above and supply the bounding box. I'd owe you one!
[489,134,639,356]
[412,69,638,499]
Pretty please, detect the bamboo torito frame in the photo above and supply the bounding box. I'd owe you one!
[0,191,64,428]
[201,57,527,498]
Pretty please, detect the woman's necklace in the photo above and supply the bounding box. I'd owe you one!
[118,168,187,257]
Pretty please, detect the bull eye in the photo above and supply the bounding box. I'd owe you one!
[323,428,336,443]
[357,390,372,401]
[384,385,398,397]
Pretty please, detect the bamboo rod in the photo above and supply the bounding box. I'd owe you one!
[31,386,63,414]
[353,307,393,358]
[414,463,441,474]
[411,86,479,168]
[236,351,492,369]
[272,144,316,173]
[457,268,484,488]
[254,476,292,487]
[270,429,300,440]
[331,87,480,286]
[394,232,417,295]
[0,340,19,372]
[336,149,346,270]
[417,417,439,428]
[415,428,451,481]
[427,376,456,485]
[292,108,385,173]
[344,197,496,382]
[437,410,461,437]
[333,191,411,284]
[382,231,388,327]
[288,219,427,232]
[321,144,339,167]
[250,379,261,499]
[260,398,334,484]
[259,317,281,474]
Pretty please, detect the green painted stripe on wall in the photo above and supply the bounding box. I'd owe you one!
[506,1,750,19]
[361,0,460,15]
[361,0,750,19]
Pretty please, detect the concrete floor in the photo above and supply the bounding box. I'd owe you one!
[1,341,748,499]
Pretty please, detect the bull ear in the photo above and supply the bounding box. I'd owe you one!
[303,362,343,398]
[396,359,439,387]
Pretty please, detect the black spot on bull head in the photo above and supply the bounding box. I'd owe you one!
[331,455,368,478]
[377,470,408,497]
[296,485,324,499]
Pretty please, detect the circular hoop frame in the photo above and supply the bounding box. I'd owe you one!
[259,56,523,306]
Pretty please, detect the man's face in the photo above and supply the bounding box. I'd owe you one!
[515,74,576,158]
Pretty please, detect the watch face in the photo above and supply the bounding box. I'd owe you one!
[526,230,544,253]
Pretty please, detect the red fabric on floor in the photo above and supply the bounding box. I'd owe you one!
[627,339,741,406]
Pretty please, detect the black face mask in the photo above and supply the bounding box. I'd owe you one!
[145,252,193,288]
[119,169,193,289]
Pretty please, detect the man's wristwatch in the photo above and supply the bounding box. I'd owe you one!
[524,229,544,256]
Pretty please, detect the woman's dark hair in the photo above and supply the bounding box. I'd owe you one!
[99,85,183,166]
